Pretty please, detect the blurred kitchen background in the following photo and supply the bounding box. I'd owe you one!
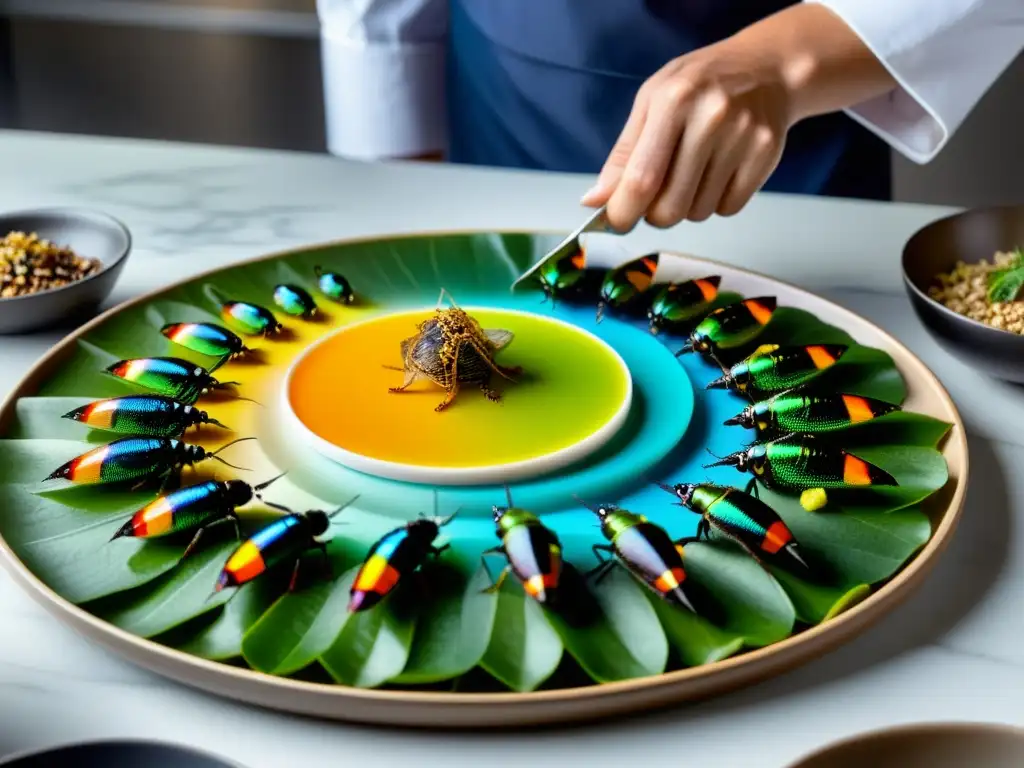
[0,0,1019,208]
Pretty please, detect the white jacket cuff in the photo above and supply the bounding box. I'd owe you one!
[320,29,447,160]
[806,0,1024,165]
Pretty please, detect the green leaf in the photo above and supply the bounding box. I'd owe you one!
[319,590,417,688]
[95,540,235,637]
[769,567,871,624]
[683,541,795,647]
[480,579,563,692]
[172,570,291,661]
[987,248,1024,303]
[649,597,745,667]
[830,411,952,448]
[241,565,357,676]
[392,564,499,685]
[547,566,668,683]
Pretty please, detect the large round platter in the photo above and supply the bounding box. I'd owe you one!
[0,230,967,728]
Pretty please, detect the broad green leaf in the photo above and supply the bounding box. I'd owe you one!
[548,566,668,683]
[683,541,796,647]
[241,565,357,676]
[649,597,745,667]
[172,570,291,661]
[392,564,498,685]
[832,411,953,448]
[95,540,235,637]
[320,590,417,688]
[0,483,180,603]
[480,579,563,692]
[770,567,871,624]
[987,248,1024,302]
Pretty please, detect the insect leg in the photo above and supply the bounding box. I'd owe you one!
[467,337,521,382]
[745,479,760,499]
[317,542,334,581]
[287,557,304,593]
[435,357,460,411]
[585,544,616,581]
[179,527,208,562]
[479,380,503,403]
[481,565,511,595]
[431,543,451,557]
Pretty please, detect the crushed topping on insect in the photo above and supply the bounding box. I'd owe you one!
[0,230,101,298]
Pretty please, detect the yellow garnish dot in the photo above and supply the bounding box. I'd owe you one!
[800,487,828,511]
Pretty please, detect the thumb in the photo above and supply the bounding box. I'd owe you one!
[581,97,648,207]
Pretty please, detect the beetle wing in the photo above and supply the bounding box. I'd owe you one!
[484,328,514,350]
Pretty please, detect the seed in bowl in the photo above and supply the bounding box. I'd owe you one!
[0,230,102,299]
[929,249,1024,334]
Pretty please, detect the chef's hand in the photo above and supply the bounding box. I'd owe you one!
[580,3,897,231]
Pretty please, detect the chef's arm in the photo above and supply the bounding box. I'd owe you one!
[316,0,448,160]
[798,0,1024,164]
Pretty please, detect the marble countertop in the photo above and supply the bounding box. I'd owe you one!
[0,129,1017,768]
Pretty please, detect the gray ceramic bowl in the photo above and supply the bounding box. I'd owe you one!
[0,207,132,335]
[903,204,1024,383]
[0,739,244,767]
[786,722,1024,768]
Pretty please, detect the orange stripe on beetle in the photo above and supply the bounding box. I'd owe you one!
[744,299,774,326]
[132,496,174,538]
[654,567,687,593]
[842,394,876,423]
[843,453,874,485]
[223,541,266,584]
[523,571,560,598]
[570,247,586,270]
[805,344,839,370]
[695,279,719,302]
[761,521,793,554]
[354,553,401,595]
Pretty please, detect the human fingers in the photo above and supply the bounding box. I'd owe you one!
[716,126,784,217]
[580,86,650,209]
[643,90,732,228]
[684,114,754,222]
[602,84,691,232]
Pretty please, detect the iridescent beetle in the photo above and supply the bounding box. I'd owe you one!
[314,266,355,304]
[596,253,659,323]
[105,357,242,405]
[676,296,777,363]
[647,275,721,335]
[481,486,563,605]
[659,481,813,577]
[215,493,359,594]
[348,497,458,613]
[387,289,522,412]
[577,495,697,613]
[110,472,285,561]
[62,395,229,438]
[273,284,317,318]
[704,433,898,494]
[43,436,253,490]
[706,343,848,398]
[221,300,282,337]
[160,322,251,363]
[724,392,901,440]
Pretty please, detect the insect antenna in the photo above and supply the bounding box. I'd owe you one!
[211,436,257,456]
[504,483,514,508]
[208,354,230,374]
[329,494,361,520]
[436,506,461,528]
[204,415,231,430]
[254,471,287,493]
[263,499,295,514]
[437,287,460,310]
[210,455,251,471]
[572,493,599,514]
[381,364,405,372]
[674,341,694,357]
[595,301,606,324]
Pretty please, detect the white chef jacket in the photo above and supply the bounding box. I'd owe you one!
[316,0,1024,164]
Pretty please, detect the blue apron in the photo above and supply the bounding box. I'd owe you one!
[445,0,891,201]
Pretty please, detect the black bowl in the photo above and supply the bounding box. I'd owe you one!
[902,204,1024,383]
[0,739,244,767]
[0,207,132,335]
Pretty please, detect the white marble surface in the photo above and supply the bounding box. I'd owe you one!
[0,129,1017,768]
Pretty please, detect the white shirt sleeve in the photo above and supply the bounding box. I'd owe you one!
[805,0,1024,164]
[316,0,448,160]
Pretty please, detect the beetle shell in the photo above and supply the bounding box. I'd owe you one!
[221,301,281,336]
[105,357,214,404]
[62,395,204,438]
[160,322,245,358]
[315,267,355,304]
[45,437,181,486]
[647,276,721,334]
[707,343,848,395]
[273,284,317,318]
[726,392,901,438]
[348,519,440,612]
[496,507,562,603]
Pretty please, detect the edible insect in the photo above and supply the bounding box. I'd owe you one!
[704,433,897,493]
[160,322,250,362]
[706,343,848,397]
[43,436,254,489]
[724,392,901,439]
[273,284,317,318]
[578,496,696,613]
[215,494,358,593]
[110,473,285,560]
[314,266,355,304]
[221,300,282,336]
[105,357,241,405]
[62,395,229,438]
[532,244,605,305]
[659,482,812,577]
[596,253,659,323]
[388,289,522,412]
[647,276,721,335]
[675,296,777,361]
[481,486,563,604]
[348,503,457,612]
